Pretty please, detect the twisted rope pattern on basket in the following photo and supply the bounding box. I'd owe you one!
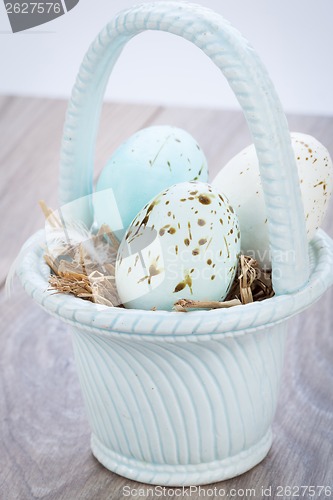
[59,1,309,295]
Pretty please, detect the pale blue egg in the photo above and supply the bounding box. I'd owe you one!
[94,126,208,234]
[115,181,240,311]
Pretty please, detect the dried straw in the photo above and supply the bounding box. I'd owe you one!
[174,255,274,311]
[226,255,274,304]
[174,298,242,312]
[40,201,121,307]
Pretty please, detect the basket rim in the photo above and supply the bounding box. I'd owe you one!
[16,229,333,340]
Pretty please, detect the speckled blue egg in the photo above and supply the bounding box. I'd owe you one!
[115,181,240,311]
[94,126,208,233]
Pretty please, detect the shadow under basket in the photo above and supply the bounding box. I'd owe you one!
[16,2,333,487]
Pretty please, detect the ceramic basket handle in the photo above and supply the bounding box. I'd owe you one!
[59,1,309,295]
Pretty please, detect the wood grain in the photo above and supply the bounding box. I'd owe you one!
[0,96,332,499]
[0,96,158,285]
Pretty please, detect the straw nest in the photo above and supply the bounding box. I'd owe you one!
[40,201,274,312]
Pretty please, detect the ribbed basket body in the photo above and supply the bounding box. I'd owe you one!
[71,322,287,485]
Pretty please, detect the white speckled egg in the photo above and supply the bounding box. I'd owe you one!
[94,126,208,232]
[115,181,240,311]
[212,132,333,269]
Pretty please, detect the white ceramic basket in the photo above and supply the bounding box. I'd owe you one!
[17,1,333,487]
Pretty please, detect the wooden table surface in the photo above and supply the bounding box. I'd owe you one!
[1,96,332,499]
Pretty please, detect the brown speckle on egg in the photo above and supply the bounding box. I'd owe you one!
[198,194,211,205]
[174,282,186,293]
[205,237,213,251]
[138,275,149,284]
[198,219,206,226]
[149,262,162,277]
[223,236,230,258]
[173,273,193,294]
[188,221,192,240]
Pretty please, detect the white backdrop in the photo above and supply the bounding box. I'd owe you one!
[0,0,332,115]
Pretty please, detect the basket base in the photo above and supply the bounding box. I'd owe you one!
[91,429,272,486]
